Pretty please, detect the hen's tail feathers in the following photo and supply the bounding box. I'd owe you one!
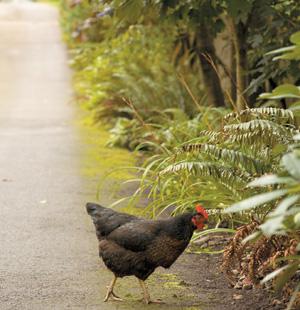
[86,202,107,216]
[86,202,141,240]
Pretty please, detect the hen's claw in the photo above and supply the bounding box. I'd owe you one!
[111,291,123,301]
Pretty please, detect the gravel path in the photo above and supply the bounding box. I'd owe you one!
[0,2,205,309]
[0,2,111,309]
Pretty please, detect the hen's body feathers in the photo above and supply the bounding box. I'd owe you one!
[86,202,195,281]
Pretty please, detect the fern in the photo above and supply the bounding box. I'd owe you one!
[224,107,295,124]
[196,119,296,147]
[179,143,271,174]
[228,131,290,147]
[195,130,224,143]
[126,107,294,219]
[224,119,296,135]
[160,161,252,183]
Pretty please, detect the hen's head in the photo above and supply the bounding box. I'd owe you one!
[191,204,208,230]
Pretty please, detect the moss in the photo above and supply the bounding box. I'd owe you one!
[77,114,136,180]
[75,110,140,209]
[153,273,186,290]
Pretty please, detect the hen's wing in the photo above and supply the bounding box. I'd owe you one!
[107,219,188,268]
[107,220,161,252]
[86,202,139,240]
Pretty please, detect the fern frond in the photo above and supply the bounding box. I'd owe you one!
[224,120,296,139]
[160,161,252,184]
[227,130,292,147]
[179,143,270,174]
[197,121,296,147]
[217,180,244,201]
[196,130,224,143]
[224,107,295,124]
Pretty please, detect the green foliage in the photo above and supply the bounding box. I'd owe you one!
[107,107,226,151]
[61,1,300,304]
[244,1,300,99]
[259,30,300,108]
[125,108,297,225]
[108,0,300,105]
[69,23,204,126]
[260,84,300,100]
[227,142,300,233]
[226,139,300,309]
[224,33,300,307]
[60,0,107,44]
[267,31,300,61]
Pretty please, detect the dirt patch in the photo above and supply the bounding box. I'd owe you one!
[168,251,285,310]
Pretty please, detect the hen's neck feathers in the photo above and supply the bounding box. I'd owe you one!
[161,212,195,241]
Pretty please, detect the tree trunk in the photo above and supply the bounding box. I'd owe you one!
[230,19,248,111]
[196,23,225,107]
[230,40,237,103]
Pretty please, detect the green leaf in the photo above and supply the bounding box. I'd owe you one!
[163,108,188,122]
[261,265,289,284]
[294,212,300,227]
[266,46,295,56]
[274,262,299,292]
[260,195,300,236]
[180,143,268,174]
[192,228,236,241]
[115,0,144,23]
[271,143,288,157]
[290,31,300,45]
[242,231,261,244]
[259,84,300,100]
[282,152,300,181]
[271,195,300,217]
[260,217,284,236]
[225,107,295,121]
[248,175,293,187]
[272,46,300,61]
[225,189,287,213]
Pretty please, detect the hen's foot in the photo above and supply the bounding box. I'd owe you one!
[104,276,123,302]
[138,279,164,304]
[104,290,123,302]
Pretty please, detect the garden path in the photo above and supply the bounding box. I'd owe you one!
[0,2,204,309]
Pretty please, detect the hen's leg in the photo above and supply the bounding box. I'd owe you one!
[104,275,123,302]
[138,279,164,304]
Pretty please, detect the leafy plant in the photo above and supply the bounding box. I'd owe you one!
[223,32,300,309]
[70,23,204,123]
[125,107,297,224]
[60,0,111,45]
[106,0,300,109]
[225,139,300,309]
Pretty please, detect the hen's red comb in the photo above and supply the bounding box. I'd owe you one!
[195,204,208,219]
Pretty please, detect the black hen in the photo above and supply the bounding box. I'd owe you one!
[86,202,208,304]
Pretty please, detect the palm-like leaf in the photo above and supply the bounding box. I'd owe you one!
[160,161,251,184]
[224,107,295,124]
[179,143,270,174]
